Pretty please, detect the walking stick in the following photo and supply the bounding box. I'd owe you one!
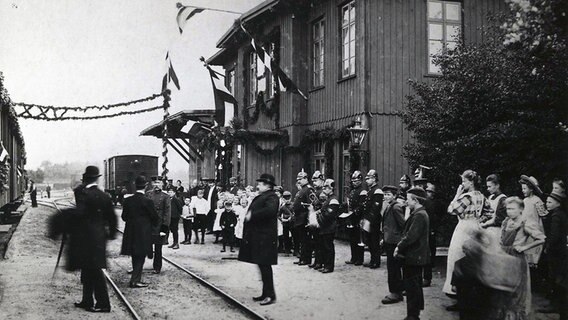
[52,233,66,280]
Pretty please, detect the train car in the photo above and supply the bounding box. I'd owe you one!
[103,155,158,202]
[0,74,26,211]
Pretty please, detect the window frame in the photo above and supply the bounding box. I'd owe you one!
[312,17,326,89]
[248,51,258,105]
[426,0,463,75]
[339,1,356,79]
[313,141,326,177]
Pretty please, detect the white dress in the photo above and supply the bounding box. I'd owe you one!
[234,206,247,239]
[442,191,490,295]
[213,208,223,232]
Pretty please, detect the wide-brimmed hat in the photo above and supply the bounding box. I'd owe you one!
[519,175,543,195]
[135,175,147,188]
[256,173,276,186]
[382,185,398,194]
[407,187,427,200]
[547,191,566,204]
[82,166,101,178]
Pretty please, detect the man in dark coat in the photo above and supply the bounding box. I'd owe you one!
[395,187,430,320]
[345,170,367,266]
[238,173,279,306]
[146,178,171,274]
[381,185,406,304]
[121,176,159,288]
[29,180,38,207]
[167,188,183,249]
[316,179,340,273]
[422,183,446,287]
[293,170,313,265]
[72,166,117,313]
[362,169,384,269]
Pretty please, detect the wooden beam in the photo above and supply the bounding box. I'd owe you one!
[170,138,196,162]
[166,139,192,163]
[182,138,204,161]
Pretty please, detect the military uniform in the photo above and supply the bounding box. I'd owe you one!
[362,177,384,268]
[317,184,340,273]
[346,172,367,265]
[309,171,325,269]
[293,180,314,265]
[146,189,171,273]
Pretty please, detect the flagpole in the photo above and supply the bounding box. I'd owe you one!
[199,57,226,78]
[176,3,242,15]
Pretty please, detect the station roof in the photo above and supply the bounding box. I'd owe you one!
[139,109,215,139]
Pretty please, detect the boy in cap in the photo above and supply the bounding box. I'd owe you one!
[220,200,237,252]
[278,190,294,254]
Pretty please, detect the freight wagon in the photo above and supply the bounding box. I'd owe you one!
[103,155,158,203]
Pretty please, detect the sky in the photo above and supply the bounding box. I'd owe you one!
[0,0,262,178]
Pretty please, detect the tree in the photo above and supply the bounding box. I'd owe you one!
[28,169,45,184]
[402,0,568,196]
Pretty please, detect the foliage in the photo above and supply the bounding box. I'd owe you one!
[402,3,568,196]
[242,91,280,128]
[0,161,9,194]
[27,168,45,184]
[38,161,87,183]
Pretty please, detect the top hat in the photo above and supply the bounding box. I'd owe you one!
[407,187,427,199]
[256,173,276,186]
[135,175,147,188]
[547,191,566,204]
[519,175,543,195]
[82,166,101,179]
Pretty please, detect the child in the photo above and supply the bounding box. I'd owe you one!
[220,200,237,252]
[235,197,248,242]
[278,191,293,254]
[213,199,224,244]
[190,189,209,244]
[180,197,193,245]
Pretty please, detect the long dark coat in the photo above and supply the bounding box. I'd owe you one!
[120,192,159,257]
[68,184,117,271]
[146,190,171,236]
[238,190,279,265]
[397,206,430,266]
[545,207,568,288]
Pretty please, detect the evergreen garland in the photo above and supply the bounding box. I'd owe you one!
[242,91,280,128]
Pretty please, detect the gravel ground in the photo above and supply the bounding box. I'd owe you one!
[0,199,559,320]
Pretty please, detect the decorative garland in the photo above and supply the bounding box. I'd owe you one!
[0,161,9,195]
[14,92,164,112]
[242,91,280,128]
[17,105,164,121]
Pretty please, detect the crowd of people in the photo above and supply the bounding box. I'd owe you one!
[53,164,567,319]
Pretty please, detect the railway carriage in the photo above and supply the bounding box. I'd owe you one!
[104,155,158,203]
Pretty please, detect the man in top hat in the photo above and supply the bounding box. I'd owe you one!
[395,187,430,320]
[345,170,368,266]
[72,166,117,313]
[381,185,406,304]
[362,169,384,269]
[121,176,159,288]
[146,178,171,274]
[293,170,314,265]
[541,190,567,317]
[201,178,218,233]
[238,173,280,306]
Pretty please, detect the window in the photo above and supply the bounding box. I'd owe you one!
[313,141,326,177]
[266,43,274,98]
[312,19,325,87]
[249,51,257,104]
[227,69,235,95]
[340,1,356,78]
[427,1,462,74]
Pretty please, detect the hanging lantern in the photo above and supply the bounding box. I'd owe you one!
[348,116,369,148]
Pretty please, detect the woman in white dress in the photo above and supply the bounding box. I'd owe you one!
[518,175,547,266]
[443,170,493,301]
[234,197,249,241]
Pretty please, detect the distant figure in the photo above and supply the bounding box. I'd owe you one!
[29,180,37,207]
[120,176,159,288]
[72,166,117,313]
[238,173,279,306]
[46,184,52,199]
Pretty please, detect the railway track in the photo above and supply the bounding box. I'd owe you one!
[37,198,266,320]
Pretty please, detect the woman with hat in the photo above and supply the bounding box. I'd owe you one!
[443,170,492,302]
[238,173,280,306]
[519,175,547,266]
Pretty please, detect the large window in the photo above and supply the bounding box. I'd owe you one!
[312,18,325,87]
[313,141,326,177]
[427,1,462,74]
[248,51,257,104]
[340,1,356,78]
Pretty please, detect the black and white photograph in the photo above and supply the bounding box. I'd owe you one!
[0,0,566,319]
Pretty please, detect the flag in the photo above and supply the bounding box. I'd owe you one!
[0,143,8,162]
[16,167,22,177]
[241,24,307,100]
[205,64,237,127]
[162,51,181,92]
[176,3,204,34]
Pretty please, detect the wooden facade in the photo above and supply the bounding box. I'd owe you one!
[208,0,505,198]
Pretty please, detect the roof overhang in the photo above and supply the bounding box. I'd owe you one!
[139,109,216,139]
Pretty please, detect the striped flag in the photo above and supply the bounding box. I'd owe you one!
[162,51,181,92]
[242,25,307,100]
[0,143,8,162]
[205,64,237,127]
[176,3,204,34]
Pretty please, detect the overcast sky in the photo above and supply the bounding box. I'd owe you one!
[0,0,261,178]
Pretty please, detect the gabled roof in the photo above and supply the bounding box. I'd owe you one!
[216,0,280,48]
